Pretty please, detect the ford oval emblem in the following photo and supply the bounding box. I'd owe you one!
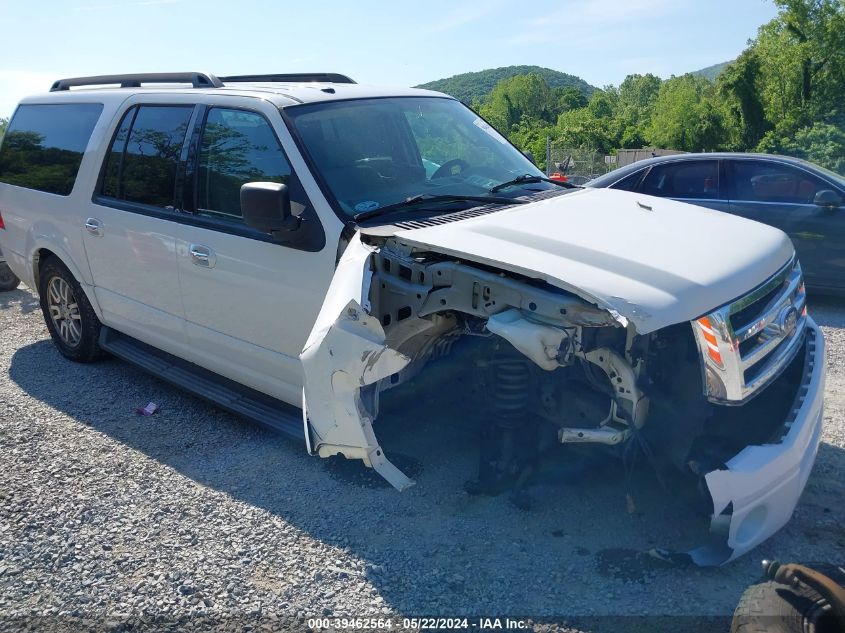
[778,306,799,337]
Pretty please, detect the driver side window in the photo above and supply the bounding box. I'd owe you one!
[730,160,827,205]
[196,108,292,223]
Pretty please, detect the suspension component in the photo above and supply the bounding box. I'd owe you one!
[490,356,532,429]
[558,346,648,446]
[465,346,537,497]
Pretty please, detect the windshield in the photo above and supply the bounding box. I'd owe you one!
[285,97,553,218]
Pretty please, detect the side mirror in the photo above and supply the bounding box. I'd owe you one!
[523,150,536,165]
[240,182,301,240]
[813,189,843,209]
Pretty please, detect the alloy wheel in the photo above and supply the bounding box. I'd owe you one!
[47,276,82,347]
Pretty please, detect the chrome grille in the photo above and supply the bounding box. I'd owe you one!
[692,257,807,404]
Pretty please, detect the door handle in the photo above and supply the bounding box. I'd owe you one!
[189,244,216,268]
[84,218,103,236]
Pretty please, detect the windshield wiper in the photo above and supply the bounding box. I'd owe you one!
[490,173,579,193]
[353,194,523,222]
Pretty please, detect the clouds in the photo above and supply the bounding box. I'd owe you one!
[510,0,690,44]
[499,0,696,83]
[429,0,509,32]
[525,0,687,29]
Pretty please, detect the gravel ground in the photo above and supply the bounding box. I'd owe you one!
[1,283,844,633]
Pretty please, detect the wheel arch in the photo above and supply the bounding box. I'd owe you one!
[32,246,103,320]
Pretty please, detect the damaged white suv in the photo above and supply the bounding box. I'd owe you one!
[0,72,825,566]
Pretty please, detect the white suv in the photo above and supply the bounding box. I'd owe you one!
[0,72,825,565]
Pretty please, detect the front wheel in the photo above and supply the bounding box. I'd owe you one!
[0,262,19,291]
[38,258,106,362]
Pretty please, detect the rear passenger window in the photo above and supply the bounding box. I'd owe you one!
[0,103,103,196]
[640,161,719,200]
[100,105,192,209]
[196,108,291,222]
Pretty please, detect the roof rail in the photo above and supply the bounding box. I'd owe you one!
[50,72,223,92]
[220,73,356,85]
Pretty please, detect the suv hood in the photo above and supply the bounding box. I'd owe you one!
[393,187,794,333]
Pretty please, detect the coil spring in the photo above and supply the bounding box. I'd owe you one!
[490,358,531,428]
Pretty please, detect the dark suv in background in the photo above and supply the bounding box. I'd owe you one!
[588,153,845,295]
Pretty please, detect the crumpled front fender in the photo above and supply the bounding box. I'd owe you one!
[300,234,415,491]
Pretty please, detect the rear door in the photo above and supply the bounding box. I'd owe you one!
[726,158,845,292]
[637,158,730,212]
[174,99,337,404]
[83,98,196,356]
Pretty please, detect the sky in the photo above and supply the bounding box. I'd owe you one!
[0,0,779,119]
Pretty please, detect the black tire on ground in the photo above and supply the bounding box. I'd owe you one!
[38,257,106,362]
[0,262,19,292]
[731,564,845,633]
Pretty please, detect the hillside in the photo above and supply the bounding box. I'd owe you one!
[416,65,597,104]
[691,60,732,82]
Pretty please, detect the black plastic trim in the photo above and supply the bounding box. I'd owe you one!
[51,72,223,91]
[221,73,355,84]
[99,327,304,441]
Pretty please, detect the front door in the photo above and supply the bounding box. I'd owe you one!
[175,102,337,404]
[726,158,845,293]
[82,101,196,356]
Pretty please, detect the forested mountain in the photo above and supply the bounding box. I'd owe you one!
[415,65,596,104]
[415,1,845,176]
[691,61,732,82]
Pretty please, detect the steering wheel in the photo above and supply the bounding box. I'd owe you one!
[431,158,471,179]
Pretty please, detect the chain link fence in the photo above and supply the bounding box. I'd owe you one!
[543,143,688,184]
[544,145,615,185]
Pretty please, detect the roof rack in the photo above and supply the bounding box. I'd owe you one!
[220,73,356,84]
[49,71,357,93]
[50,72,223,92]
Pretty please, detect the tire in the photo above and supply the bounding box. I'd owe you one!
[731,564,845,633]
[38,257,106,362]
[0,262,19,292]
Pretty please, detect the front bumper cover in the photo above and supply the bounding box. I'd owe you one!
[688,318,825,566]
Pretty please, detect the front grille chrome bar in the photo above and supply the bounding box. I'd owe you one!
[692,257,807,405]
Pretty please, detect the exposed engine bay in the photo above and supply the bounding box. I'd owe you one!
[364,237,801,489]
[300,233,822,566]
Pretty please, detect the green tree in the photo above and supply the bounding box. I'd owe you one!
[555,86,587,113]
[478,73,556,135]
[614,74,662,148]
[554,107,616,154]
[645,74,726,151]
[509,117,553,170]
[716,50,769,149]
[0,118,8,143]
[754,0,845,131]
[587,90,615,119]
[758,119,845,173]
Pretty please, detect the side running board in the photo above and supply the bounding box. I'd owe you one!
[98,327,304,441]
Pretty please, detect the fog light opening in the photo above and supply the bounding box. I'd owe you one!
[735,505,769,547]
